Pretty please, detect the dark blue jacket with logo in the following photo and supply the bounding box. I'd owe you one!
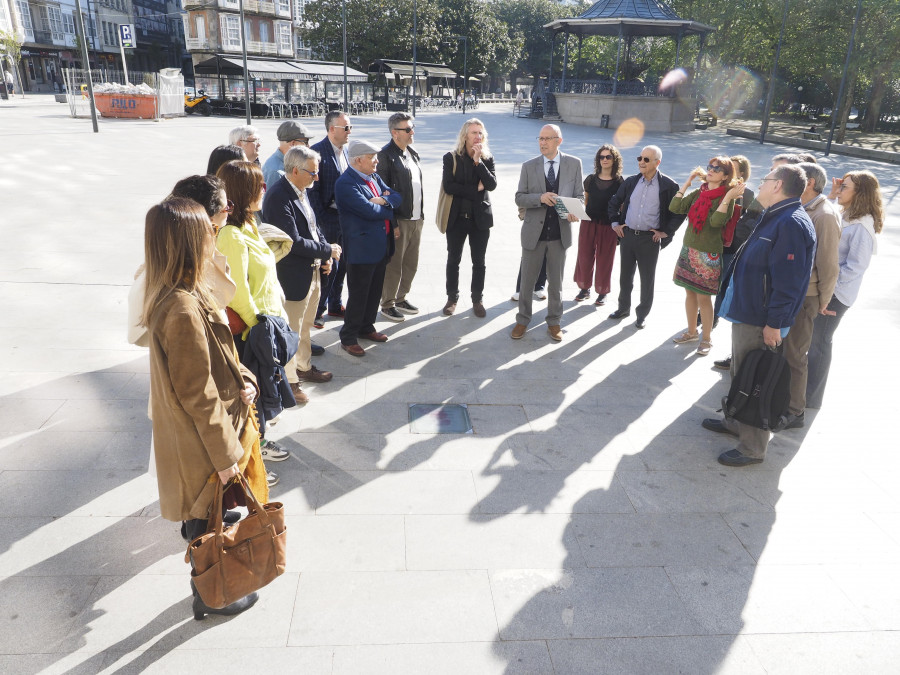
[715,197,816,329]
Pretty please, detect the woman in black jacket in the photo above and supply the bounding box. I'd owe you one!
[441,118,497,318]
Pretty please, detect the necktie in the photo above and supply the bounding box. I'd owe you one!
[548,160,555,184]
[364,178,390,235]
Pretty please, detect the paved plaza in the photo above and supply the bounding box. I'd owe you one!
[1,96,900,674]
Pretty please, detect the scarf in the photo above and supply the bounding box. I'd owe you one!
[688,183,728,234]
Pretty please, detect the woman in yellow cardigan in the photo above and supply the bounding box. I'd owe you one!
[669,157,744,356]
[142,198,266,619]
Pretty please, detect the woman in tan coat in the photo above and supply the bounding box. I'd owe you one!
[142,197,266,619]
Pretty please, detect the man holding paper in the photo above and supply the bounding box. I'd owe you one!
[512,124,584,342]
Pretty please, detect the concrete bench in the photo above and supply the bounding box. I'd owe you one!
[802,131,822,141]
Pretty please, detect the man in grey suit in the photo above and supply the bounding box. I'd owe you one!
[512,124,584,342]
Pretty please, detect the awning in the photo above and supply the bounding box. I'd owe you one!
[368,60,457,79]
[193,56,368,82]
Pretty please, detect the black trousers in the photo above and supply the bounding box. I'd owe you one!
[806,295,851,409]
[616,228,660,320]
[340,255,388,345]
[317,228,345,316]
[446,217,490,301]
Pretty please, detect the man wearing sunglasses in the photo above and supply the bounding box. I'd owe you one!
[607,145,684,329]
[309,111,353,326]
[262,146,342,396]
[377,112,424,322]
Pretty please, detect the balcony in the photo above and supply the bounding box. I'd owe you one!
[182,0,208,8]
[217,0,240,10]
[221,41,243,53]
[246,40,276,56]
[277,42,293,56]
[258,1,275,14]
[186,37,211,50]
[243,0,259,10]
[32,30,54,45]
[275,3,291,18]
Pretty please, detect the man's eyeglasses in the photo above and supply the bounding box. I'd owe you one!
[637,156,656,163]
[759,177,779,187]
[332,125,353,132]
[241,137,260,144]
[394,127,414,133]
[301,168,319,177]
[538,136,560,142]
[599,154,613,160]
[707,164,725,173]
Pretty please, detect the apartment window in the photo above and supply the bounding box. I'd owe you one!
[243,19,251,41]
[276,0,290,15]
[293,0,304,22]
[48,6,64,40]
[221,14,241,49]
[194,15,205,39]
[258,22,268,43]
[16,1,33,33]
[62,12,75,35]
[276,21,290,52]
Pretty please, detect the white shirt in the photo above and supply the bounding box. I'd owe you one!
[287,179,321,263]
[402,148,423,220]
[331,141,348,173]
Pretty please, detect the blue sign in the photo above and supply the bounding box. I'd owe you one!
[118,24,135,48]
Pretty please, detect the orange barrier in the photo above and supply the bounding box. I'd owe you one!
[93,93,157,119]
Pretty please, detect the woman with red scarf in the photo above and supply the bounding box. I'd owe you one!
[669,157,744,355]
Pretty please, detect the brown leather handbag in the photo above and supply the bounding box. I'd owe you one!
[185,473,286,609]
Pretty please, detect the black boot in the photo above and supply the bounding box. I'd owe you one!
[190,580,258,620]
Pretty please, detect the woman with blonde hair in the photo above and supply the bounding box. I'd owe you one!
[669,156,744,356]
[441,117,497,317]
[142,198,265,619]
[574,143,624,305]
[806,170,884,408]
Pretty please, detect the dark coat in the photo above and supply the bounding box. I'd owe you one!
[334,169,402,264]
[377,139,423,221]
[607,170,685,248]
[261,175,332,301]
[442,151,497,231]
[242,315,298,424]
[307,138,346,237]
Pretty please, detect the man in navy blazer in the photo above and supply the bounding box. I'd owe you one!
[334,140,402,356]
[308,111,352,324]
[262,146,342,397]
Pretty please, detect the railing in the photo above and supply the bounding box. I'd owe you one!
[182,0,208,8]
[32,30,54,45]
[243,0,259,11]
[258,1,275,14]
[185,37,211,50]
[247,40,277,56]
[218,0,240,9]
[221,42,243,53]
[550,78,690,98]
[277,43,293,56]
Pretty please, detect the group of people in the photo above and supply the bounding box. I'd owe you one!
[134,112,885,619]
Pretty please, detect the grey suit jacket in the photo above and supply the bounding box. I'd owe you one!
[515,151,584,250]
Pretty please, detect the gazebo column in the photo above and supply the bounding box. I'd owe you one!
[561,29,570,92]
[576,34,583,80]
[695,33,706,74]
[548,32,555,91]
[613,24,623,95]
[675,28,683,66]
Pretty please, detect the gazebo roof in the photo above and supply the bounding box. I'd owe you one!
[544,0,715,38]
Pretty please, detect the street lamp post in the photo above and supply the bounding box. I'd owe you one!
[447,34,467,114]
[411,0,417,115]
[341,0,348,108]
[239,0,251,124]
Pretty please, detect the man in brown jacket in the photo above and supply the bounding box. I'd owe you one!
[781,162,841,428]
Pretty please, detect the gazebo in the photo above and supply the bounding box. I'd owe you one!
[543,0,715,132]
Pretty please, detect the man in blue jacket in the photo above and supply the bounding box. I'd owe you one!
[334,140,402,356]
[703,164,816,466]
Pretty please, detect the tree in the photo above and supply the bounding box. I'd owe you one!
[0,29,23,71]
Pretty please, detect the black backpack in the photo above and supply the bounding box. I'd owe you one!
[722,348,791,431]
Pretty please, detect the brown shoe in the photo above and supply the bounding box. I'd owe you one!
[297,365,333,383]
[341,343,365,357]
[548,325,562,342]
[289,382,309,403]
[359,331,388,342]
[510,323,527,339]
[442,296,457,316]
[473,302,486,318]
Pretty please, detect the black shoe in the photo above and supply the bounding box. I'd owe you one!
[782,412,805,430]
[717,449,763,467]
[714,356,732,371]
[311,342,325,356]
[594,294,607,306]
[701,418,739,437]
[395,300,419,314]
[635,317,646,329]
[609,309,630,320]
[575,289,590,302]
[380,307,405,322]
[190,581,259,620]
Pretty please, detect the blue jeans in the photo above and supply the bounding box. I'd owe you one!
[805,295,850,409]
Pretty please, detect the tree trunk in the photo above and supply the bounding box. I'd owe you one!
[834,73,856,144]
[861,68,887,132]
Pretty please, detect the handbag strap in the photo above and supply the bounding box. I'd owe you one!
[208,472,272,540]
